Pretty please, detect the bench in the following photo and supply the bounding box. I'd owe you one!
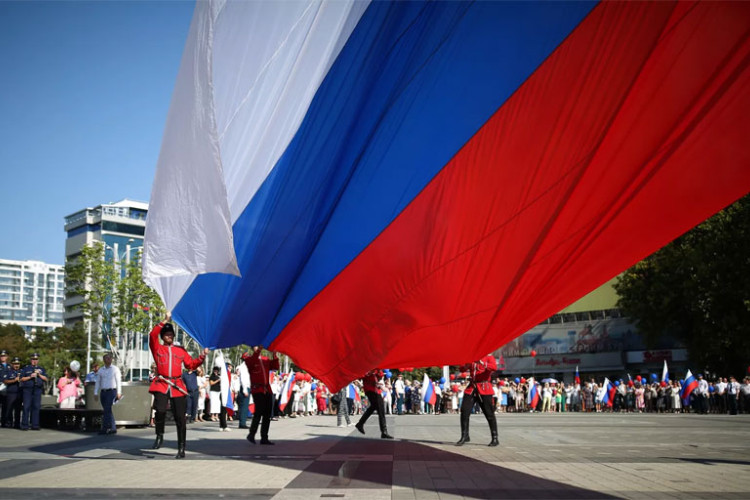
[40,408,103,431]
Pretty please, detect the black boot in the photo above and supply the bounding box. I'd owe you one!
[456,432,470,446]
[381,431,394,439]
[152,434,163,449]
[456,416,470,446]
[488,415,499,446]
[176,442,186,459]
[260,438,275,445]
[489,433,499,447]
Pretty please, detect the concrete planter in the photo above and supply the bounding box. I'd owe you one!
[84,381,152,426]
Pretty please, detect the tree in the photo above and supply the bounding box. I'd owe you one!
[65,242,166,376]
[65,242,117,355]
[0,323,29,359]
[614,195,750,377]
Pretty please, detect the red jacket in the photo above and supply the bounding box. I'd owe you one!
[148,322,205,397]
[462,355,497,396]
[362,370,384,393]
[242,350,280,394]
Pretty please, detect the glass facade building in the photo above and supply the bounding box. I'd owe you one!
[63,199,148,327]
[0,259,65,333]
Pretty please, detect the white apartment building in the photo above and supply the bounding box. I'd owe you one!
[0,259,65,334]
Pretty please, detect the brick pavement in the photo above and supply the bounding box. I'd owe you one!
[0,413,749,499]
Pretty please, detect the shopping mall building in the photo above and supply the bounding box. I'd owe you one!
[494,278,688,384]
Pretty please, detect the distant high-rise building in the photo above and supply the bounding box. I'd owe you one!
[63,199,148,327]
[0,259,65,334]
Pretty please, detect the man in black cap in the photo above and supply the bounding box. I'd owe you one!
[3,357,23,428]
[19,353,48,430]
[0,350,9,428]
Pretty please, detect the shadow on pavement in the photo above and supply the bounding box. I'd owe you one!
[26,428,614,499]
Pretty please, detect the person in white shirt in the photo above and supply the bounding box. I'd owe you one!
[270,375,281,420]
[394,375,406,415]
[94,354,122,435]
[715,378,728,414]
[236,362,251,428]
[696,374,709,414]
[740,377,750,414]
[727,376,741,415]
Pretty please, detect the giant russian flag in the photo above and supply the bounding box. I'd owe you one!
[681,370,699,407]
[145,0,750,390]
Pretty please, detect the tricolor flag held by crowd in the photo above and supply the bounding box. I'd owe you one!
[214,351,234,411]
[661,360,669,384]
[601,377,616,407]
[574,366,580,386]
[348,383,361,402]
[422,373,437,405]
[279,373,296,412]
[527,377,539,409]
[681,370,699,406]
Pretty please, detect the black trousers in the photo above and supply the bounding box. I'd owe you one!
[359,390,387,433]
[460,391,497,437]
[4,391,21,428]
[153,392,187,444]
[0,392,6,427]
[249,392,273,440]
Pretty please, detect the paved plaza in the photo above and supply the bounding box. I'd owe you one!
[0,412,749,499]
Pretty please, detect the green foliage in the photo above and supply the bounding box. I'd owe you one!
[0,323,88,378]
[113,256,165,342]
[65,242,164,358]
[65,242,117,351]
[615,195,750,377]
[0,323,28,359]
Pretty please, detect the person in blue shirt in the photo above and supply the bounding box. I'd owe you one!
[19,353,48,430]
[182,368,199,424]
[3,357,22,428]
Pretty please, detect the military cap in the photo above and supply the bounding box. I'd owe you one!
[0,350,7,356]
[30,352,40,360]
[11,357,20,363]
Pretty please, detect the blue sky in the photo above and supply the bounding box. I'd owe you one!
[0,0,195,265]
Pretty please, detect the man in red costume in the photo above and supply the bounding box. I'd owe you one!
[355,369,393,439]
[242,346,279,445]
[149,313,208,458]
[456,354,499,447]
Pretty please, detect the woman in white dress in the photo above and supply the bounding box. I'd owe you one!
[671,380,682,413]
[196,366,207,422]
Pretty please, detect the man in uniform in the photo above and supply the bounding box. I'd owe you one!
[149,313,208,458]
[456,354,499,447]
[355,369,393,439]
[20,353,48,430]
[3,357,22,428]
[242,346,279,444]
[0,350,9,427]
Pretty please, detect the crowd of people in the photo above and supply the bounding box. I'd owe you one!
[2,323,750,460]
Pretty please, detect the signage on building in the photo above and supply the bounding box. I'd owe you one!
[625,349,688,364]
[502,351,624,374]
